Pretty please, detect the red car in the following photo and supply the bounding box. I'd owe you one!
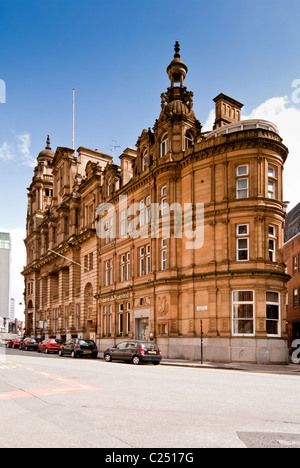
[38,338,64,354]
[12,337,23,349]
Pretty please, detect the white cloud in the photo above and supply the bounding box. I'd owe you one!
[0,142,14,162]
[0,132,36,167]
[0,227,26,322]
[203,96,300,210]
[16,132,35,167]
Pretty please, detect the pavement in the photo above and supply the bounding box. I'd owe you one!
[160,357,300,375]
[98,352,300,375]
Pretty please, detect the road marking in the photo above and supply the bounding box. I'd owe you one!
[0,363,101,400]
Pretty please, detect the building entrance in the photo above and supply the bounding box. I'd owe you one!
[137,318,149,341]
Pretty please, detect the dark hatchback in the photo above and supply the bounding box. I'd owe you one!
[20,337,39,351]
[104,340,162,365]
[59,338,98,359]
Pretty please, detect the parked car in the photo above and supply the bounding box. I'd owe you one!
[104,340,162,365]
[38,338,64,354]
[59,339,98,359]
[20,337,39,351]
[0,338,9,348]
[12,337,23,349]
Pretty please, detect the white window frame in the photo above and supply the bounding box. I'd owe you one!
[268,165,277,199]
[146,196,151,224]
[105,259,113,286]
[236,165,249,199]
[146,244,151,275]
[232,290,255,337]
[120,210,126,238]
[266,291,281,337]
[142,149,148,171]
[236,224,249,262]
[126,302,131,334]
[139,245,150,276]
[268,226,276,262]
[118,304,123,335]
[185,131,194,149]
[160,133,168,158]
[139,200,145,227]
[103,306,107,335]
[161,238,167,270]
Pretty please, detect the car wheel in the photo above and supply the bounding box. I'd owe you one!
[152,362,160,365]
[71,351,77,359]
[59,349,63,357]
[132,355,140,365]
[104,353,112,362]
[45,348,49,354]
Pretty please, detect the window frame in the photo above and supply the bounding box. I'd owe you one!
[142,149,148,171]
[236,224,249,262]
[160,133,168,158]
[232,290,255,337]
[236,164,249,199]
[266,291,281,337]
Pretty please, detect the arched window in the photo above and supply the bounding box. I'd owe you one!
[185,131,194,149]
[160,133,168,158]
[142,149,148,171]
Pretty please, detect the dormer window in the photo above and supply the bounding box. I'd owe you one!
[185,131,194,149]
[142,149,148,171]
[160,133,168,158]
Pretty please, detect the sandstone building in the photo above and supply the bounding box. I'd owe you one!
[22,43,290,363]
[284,202,300,348]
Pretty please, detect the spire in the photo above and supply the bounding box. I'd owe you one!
[46,134,51,150]
[174,41,181,58]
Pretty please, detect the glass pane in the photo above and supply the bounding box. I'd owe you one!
[238,179,248,189]
[266,320,278,335]
[237,165,248,176]
[266,292,279,303]
[266,304,279,320]
[233,291,253,302]
[233,319,253,334]
[238,249,248,261]
[237,190,248,199]
[238,225,248,235]
[233,304,253,319]
[238,239,248,249]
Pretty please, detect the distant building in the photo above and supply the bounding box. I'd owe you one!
[9,298,15,321]
[23,43,290,364]
[283,202,300,348]
[0,232,11,321]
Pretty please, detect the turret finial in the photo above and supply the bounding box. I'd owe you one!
[46,134,51,150]
[174,41,180,58]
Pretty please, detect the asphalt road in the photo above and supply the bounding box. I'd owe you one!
[1,347,300,448]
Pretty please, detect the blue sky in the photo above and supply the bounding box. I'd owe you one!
[1,0,300,314]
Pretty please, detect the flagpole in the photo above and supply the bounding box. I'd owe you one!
[72,88,75,151]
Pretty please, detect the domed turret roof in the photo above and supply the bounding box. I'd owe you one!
[38,135,54,160]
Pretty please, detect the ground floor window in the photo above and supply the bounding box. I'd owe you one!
[232,290,254,336]
[266,291,280,336]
